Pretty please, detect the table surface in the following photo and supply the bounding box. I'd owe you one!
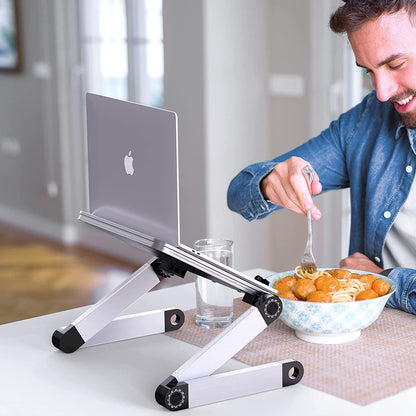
[1,268,415,416]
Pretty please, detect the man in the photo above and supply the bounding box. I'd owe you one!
[227,0,416,314]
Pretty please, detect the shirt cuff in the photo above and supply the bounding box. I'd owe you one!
[385,268,416,315]
[239,162,280,221]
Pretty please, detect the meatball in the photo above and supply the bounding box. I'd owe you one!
[315,276,341,292]
[273,282,299,301]
[356,289,379,301]
[293,279,316,300]
[372,278,390,296]
[280,276,297,288]
[306,291,332,303]
[359,274,378,289]
[273,282,289,295]
[279,290,299,301]
[332,269,352,280]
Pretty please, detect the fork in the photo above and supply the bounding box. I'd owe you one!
[300,165,317,274]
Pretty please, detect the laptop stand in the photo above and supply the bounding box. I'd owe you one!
[52,218,304,411]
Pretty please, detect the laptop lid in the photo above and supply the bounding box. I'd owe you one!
[85,93,180,247]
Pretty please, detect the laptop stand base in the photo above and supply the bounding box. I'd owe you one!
[52,256,304,410]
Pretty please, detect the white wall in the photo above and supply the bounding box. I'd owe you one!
[163,0,274,273]
[310,0,352,267]
[203,0,274,271]
[163,0,206,248]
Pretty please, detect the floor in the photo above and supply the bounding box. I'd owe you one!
[0,223,137,325]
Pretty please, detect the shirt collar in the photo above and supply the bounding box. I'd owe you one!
[395,121,406,140]
[394,119,416,155]
[406,128,416,155]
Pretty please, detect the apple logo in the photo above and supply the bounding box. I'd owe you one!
[124,150,134,175]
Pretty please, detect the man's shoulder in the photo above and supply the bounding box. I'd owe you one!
[355,90,395,117]
[342,90,398,130]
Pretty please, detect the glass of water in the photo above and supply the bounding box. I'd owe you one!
[194,238,234,329]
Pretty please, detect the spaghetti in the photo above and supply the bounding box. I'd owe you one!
[273,267,388,303]
[294,265,331,281]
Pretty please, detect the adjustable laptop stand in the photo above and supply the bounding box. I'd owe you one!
[52,213,304,411]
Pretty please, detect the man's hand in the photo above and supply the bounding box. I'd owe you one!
[339,252,383,273]
[260,156,322,219]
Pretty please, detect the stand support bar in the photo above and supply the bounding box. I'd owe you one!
[52,257,185,353]
[156,294,304,411]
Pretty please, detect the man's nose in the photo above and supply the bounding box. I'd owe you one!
[374,72,398,102]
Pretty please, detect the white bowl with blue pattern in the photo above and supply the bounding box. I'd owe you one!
[267,269,396,344]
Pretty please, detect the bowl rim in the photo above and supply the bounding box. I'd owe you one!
[266,267,396,304]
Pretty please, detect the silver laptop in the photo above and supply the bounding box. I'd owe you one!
[80,93,275,296]
[85,92,179,247]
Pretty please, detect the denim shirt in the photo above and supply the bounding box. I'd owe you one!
[227,90,416,315]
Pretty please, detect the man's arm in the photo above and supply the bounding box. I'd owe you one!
[339,252,383,273]
[385,268,416,315]
[227,105,352,222]
[339,253,416,315]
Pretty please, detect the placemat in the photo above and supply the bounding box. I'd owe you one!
[165,299,416,405]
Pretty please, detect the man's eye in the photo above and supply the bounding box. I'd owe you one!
[390,62,405,70]
[364,68,374,78]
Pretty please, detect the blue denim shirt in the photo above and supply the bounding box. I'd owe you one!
[227,90,416,315]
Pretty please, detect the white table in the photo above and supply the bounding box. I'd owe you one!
[1,269,415,416]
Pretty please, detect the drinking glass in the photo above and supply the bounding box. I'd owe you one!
[194,238,234,329]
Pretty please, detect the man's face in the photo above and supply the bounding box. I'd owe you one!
[349,10,416,128]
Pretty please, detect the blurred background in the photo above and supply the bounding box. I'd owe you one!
[0,0,371,323]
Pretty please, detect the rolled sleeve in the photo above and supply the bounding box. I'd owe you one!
[385,268,416,315]
[227,161,280,221]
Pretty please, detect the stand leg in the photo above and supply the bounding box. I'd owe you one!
[82,308,184,348]
[187,360,302,409]
[156,295,303,411]
[52,257,180,353]
[173,306,268,382]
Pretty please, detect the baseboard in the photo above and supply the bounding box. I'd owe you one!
[0,203,151,265]
[0,203,67,243]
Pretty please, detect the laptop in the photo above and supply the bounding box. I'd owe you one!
[79,93,275,296]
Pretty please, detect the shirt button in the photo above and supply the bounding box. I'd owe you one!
[406,165,413,173]
[383,211,391,219]
[374,256,381,263]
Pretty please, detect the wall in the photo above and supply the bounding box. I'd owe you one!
[0,0,151,264]
[0,0,349,276]
[309,0,351,267]
[163,0,273,272]
[267,1,312,271]
[0,1,63,234]
[163,0,207,248]
[203,0,273,271]
[267,0,350,271]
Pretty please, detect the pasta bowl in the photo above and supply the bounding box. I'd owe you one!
[267,269,396,344]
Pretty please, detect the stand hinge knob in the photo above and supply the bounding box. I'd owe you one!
[155,376,189,411]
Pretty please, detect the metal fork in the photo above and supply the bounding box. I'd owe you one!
[300,165,317,274]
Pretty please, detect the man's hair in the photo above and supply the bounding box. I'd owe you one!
[329,0,416,33]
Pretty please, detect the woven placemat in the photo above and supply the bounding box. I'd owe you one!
[165,299,416,405]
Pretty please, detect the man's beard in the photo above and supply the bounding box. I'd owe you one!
[398,111,416,129]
